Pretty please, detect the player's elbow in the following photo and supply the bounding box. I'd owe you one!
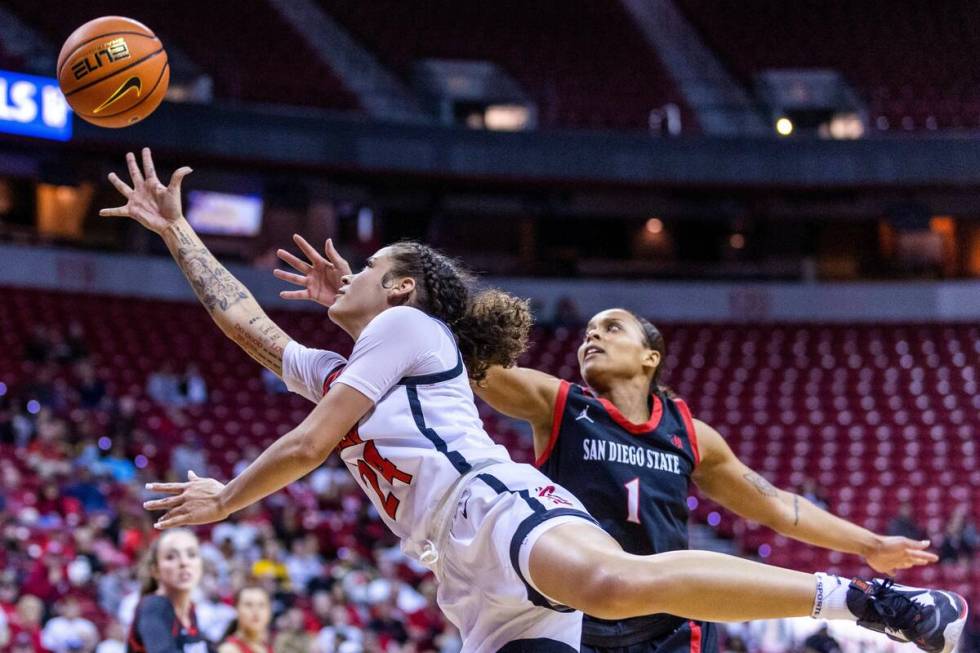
[287,425,332,466]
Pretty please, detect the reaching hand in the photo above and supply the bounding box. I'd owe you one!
[273,234,352,308]
[865,536,938,576]
[100,147,193,235]
[143,470,229,529]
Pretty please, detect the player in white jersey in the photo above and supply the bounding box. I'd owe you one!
[105,150,966,653]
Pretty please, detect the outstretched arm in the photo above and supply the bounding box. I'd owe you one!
[145,383,372,527]
[471,366,562,458]
[692,418,938,575]
[101,148,291,377]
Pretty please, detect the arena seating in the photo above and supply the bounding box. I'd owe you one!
[3,0,361,112]
[676,0,980,131]
[316,0,695,132]
[0,286,976,639]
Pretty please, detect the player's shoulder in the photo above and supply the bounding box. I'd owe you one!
[138,594,175,617]
[368,306,443,336]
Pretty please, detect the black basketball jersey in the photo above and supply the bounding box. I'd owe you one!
[538,381,701,647]
[127,595,213,653]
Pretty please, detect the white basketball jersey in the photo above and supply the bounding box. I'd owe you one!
[282,306,511,558]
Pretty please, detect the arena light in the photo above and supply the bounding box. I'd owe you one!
[730,233,746,249]
[775,117,794,136]
[483,104,531,131]
[645,217,664,234]
[827,113,864,139]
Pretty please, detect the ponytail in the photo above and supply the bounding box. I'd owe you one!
[137,538,161,596]
[386,242,532,381]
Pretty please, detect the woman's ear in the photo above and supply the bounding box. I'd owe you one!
[387,276,416,303]
[644,349,662,373]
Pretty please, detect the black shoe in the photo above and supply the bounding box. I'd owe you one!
[847,578,968,653]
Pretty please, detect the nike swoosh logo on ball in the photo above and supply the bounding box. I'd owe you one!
[93,76,142,114]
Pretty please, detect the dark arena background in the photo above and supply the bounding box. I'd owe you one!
[0,1,978,652]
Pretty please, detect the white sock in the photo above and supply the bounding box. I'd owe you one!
[811,572,856,621]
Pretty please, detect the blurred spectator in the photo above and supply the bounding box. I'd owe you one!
[313,601,363,653]
[551,296,582,327]
[40,596,98,653]
[252,539,290,588]
[261,368,287,395]
[64,469,109,514]
[97,443,137,484]
[285,535,325,594]
[797,477,828,510]
[273,607,311,653]
[8,594,45,653]
[146,363,182,407]
[195,575,237,643]
[171,437,208,482]
[180,364,208,406]
[108,395,138,443]
[48,330,74,365]
[218,586,272,653]
[233,446,262,478]
[93,621,125,653]
[65,322,89,363]
[0,404,16,446]
[24,326,53,363]
[803,624,841,653]
[887,502,925,541]
[27,365,59,409]
[722,632,748,653]
[74,362,106,409]
[212,515,261,555]
[0,607,8,650]
[939,504,976,565]
[366,599,408,646]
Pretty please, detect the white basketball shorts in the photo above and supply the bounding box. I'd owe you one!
[424,461,602,653]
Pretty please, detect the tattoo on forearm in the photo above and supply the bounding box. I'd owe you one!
[166,222,288,375]
[743,472,778,497]
[793,494,800,526]
[168,223,249,313]
[231,319,288,374]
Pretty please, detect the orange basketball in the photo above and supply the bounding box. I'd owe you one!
[57,16,169,128]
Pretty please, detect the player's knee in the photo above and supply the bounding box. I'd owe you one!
[573,556,674,620]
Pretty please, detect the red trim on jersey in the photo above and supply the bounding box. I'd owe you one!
[597,394,663,435]
[674,398,700,465]
[322,365,345,397]
[689,621,703,653]
[535,380,571,468]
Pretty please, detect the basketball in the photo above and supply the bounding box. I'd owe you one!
[57,16,169,128]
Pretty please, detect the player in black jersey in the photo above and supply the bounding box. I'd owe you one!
[475,308,940,653]
[127,528,214,653]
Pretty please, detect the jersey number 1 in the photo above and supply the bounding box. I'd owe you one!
[624,477,641,524]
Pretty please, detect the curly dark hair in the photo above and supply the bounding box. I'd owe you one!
[385,242,532,381]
